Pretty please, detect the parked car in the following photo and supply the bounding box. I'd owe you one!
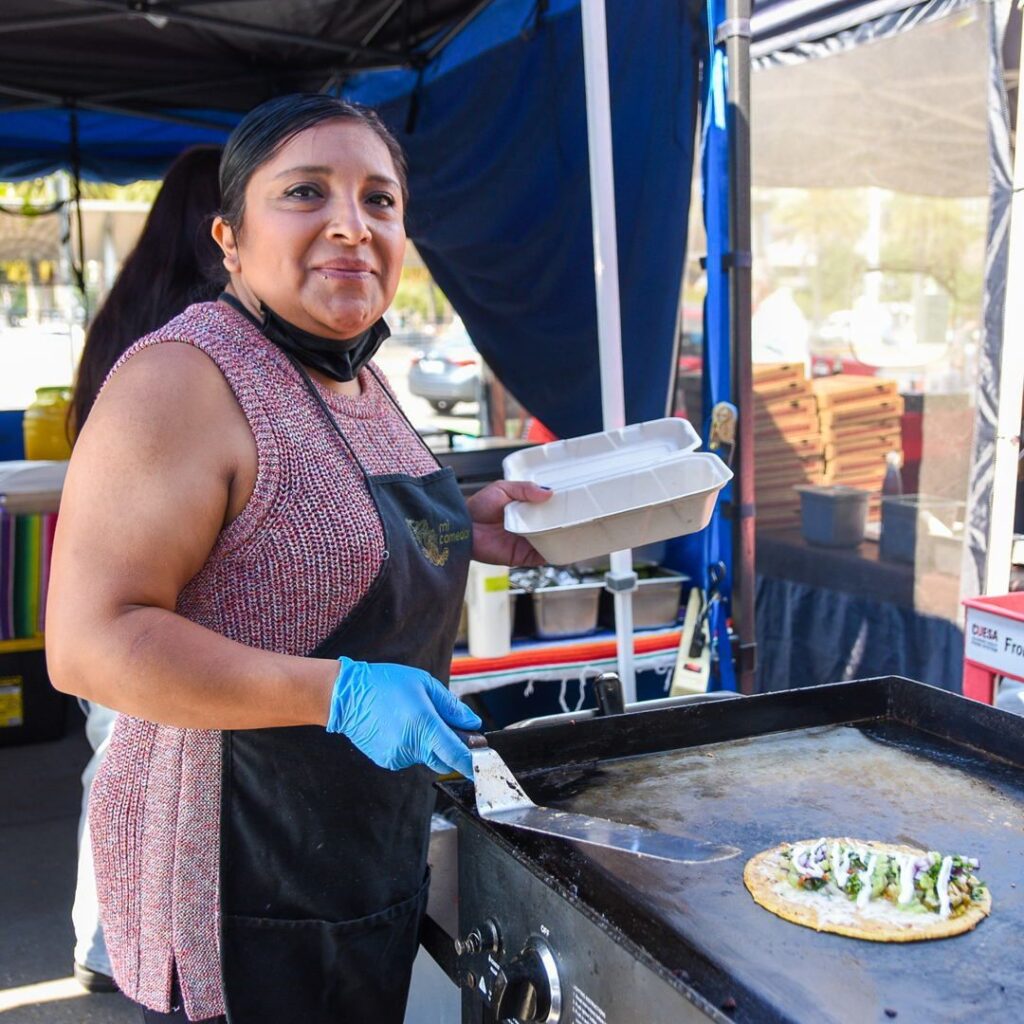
[408,319,481,412]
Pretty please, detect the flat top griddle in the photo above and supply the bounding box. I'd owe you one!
[443,678,1024,1024]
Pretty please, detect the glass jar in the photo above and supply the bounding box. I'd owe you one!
[23,386,73,461]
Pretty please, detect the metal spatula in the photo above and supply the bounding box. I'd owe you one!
[463,733,738,865]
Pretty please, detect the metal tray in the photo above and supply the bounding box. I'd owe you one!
[442,678,1024,1024]
[599,567,689,630]
[528,579,604,639]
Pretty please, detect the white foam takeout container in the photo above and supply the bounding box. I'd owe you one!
[502,418,732,565]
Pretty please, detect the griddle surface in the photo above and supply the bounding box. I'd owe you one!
[534,723,1024,1023]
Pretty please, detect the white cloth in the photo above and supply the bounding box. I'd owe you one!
[752,286,811,375]
[72,700,118,974]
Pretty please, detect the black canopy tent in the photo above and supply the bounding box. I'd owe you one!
[0,0,703,439]
[0,0,488,114]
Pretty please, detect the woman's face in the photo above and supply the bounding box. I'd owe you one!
[218,119,406,338]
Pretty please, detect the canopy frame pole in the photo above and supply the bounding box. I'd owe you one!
[580,0,637,702]
[0,10,122,34]
[425,0,494,60]
[985,20,1024,595]
[723,0,756,693]
[0,80,233,130]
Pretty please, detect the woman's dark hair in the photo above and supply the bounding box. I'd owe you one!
[71,145,224,435]
[218,93,408,232]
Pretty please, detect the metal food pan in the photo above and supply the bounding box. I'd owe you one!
[529,579,604,639]
[599,567,689,630]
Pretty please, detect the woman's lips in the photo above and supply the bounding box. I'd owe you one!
[316,267,373,280]
[314,261,375,280]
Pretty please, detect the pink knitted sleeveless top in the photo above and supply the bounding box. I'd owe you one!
[87,301,439,1019]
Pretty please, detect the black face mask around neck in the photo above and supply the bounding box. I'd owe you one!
[220,292,390,383]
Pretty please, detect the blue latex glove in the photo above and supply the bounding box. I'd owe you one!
[325,657,481,777]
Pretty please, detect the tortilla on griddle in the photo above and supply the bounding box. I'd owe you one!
[744,837,991,942]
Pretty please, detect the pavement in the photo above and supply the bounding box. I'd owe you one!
[0,703,137,1023]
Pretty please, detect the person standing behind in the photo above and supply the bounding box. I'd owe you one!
[69,145,223,993]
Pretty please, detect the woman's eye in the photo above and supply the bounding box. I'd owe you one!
[367,192,396,208]
[284,184,322,200]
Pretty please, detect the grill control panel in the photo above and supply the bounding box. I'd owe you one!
[492,938,561,1023]
[458,922,561,1024]
[454,822,722,1023]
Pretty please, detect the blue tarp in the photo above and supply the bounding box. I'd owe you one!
[346,0,700,437]
[0,108,235,183]
[671,0,736,691]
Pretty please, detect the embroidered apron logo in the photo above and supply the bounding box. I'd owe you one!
[406,518,470,567]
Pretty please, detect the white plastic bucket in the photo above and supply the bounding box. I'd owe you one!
[465,560,512,658]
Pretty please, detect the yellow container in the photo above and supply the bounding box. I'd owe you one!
[23,386,73,460]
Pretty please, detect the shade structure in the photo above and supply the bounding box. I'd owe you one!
[0,0,700,445]
[345,0,700,439]
[752,0,993,198]
[0,199,149,263]
[750,0,1019,606]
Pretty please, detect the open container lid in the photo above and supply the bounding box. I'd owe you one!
[502,418,701,489]
[501,418,730,565]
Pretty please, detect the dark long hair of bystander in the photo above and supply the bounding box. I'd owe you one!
[70,145,224,437]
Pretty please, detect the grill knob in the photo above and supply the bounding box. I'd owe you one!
[492,939,561,1023]
[454,918,501,957]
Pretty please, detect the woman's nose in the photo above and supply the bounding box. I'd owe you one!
[326,198,371,243]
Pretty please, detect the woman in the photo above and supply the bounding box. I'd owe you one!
[69,144,223,995]
[46,94,551,1023]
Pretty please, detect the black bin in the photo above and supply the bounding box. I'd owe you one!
[0,640,67,747]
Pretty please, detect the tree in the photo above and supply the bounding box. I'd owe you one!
[878,194,986,324]
[765,188,868,325]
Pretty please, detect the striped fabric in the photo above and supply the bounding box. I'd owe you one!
[0,510,56,640]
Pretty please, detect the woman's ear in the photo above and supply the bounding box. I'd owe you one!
[212,216,240,273]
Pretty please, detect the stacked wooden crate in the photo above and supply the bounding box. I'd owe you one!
[812,375,903,520]
[753,363,824,532]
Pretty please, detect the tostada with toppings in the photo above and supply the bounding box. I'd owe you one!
[744,837,991,941]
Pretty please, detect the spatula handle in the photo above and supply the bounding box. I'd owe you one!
[455,729,489,749]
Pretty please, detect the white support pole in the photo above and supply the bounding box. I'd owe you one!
[985,27,1024,596]
[580,0,636,701]
[55,171,77,371]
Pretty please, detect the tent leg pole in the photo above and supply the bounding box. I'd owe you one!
[580,0,636,701]
[725,0,756,693]
[985,21,1024,596]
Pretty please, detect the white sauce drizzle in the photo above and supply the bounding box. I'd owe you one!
[770,873,927,931]
[806,839,827,878]
[937,856,953,919]
[856,853,878,909]
[829,841,841,883]
[897,854,916,905]
[775,844,979,930]
[791,840,828,879]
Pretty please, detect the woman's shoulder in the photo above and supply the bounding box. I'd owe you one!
[105,301,274,386]
[127,300,257,357]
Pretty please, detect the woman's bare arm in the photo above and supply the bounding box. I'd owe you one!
[45,343,336,729]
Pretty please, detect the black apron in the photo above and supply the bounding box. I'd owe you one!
[218,361,471,1024]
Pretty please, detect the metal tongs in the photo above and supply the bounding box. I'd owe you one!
[462,732,738,865]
